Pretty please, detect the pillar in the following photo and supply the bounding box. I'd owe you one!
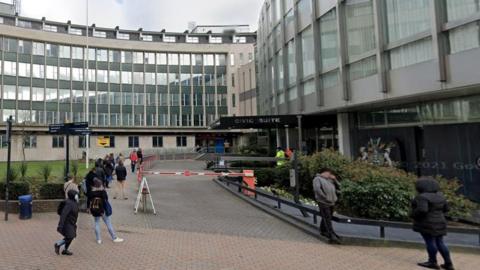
[337,113,353,158]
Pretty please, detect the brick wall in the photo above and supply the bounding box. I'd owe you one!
[0,199,63,213]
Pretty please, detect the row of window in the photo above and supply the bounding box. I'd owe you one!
[0,135,189,149]
[1,62,227,86]
[0,109,223,127]
[1,39,228,66]
[6,17,248,44]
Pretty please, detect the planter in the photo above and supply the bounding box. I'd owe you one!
[0,198,86,213]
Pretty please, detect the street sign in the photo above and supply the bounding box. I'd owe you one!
[48,122,89,135]
[97,136,110,147]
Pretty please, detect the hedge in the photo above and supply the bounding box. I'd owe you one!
[38,183,65,200]
[0,182,30,200]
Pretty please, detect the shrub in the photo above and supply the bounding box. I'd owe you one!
[230,161,275,168]
[71,161,79,180]
[19,162,28,181]
[435,176,477,219]
[0,182,30,200]
[39,164,52,183]
[255,166,290,188]
[2,167,19,182]
[38,183,65,200]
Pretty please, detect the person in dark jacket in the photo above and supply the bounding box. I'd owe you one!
[84,167,97,207]
[95,158,106,186]
[114,160,128,200]
[103,159,114,188]
[412,177,454,270]
[54,190,79,256]
[137,148,144,165]
[88,178,124,244]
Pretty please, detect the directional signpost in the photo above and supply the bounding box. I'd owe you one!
[48,122,91,181]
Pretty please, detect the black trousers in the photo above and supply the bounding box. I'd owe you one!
[318,205,335,238]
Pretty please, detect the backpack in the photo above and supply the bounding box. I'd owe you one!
[57,201,66,215]
[90,196,104,217]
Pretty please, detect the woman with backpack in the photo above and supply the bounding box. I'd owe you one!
[412,177,454,270]
[54,190,79,256]
[88,178,124,244]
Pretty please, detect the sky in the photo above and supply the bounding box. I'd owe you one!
[3,0,263,32]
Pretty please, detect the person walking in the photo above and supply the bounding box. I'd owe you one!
[88,178,124,244]
[63,174,79,199]
[412,177,454,270]
[275,147,286,167]
[54,190,79,256]
[129,150,138,173]
[312,168,341,244]
[137,148,144,165]
[103,159,114,189]
[114,160,128,200]
[95,158,106,186]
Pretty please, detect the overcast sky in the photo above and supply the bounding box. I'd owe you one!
[4,0,263,32]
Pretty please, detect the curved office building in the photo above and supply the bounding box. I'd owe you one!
[257,0,480,202]
[0,13,255,160]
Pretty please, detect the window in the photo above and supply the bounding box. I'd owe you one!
[446,0,480,21]
[32,64,45,78]
[157,73,167,85]
[72,68,84,81]
[72,47,83,59]
[231,73,235,87]
[163,36,176,43]
[168,53,179,65]
[145,52,155,64]
[230,53,235,66]
[209,36,222,44]
[18,86,30,100]
[142,34,153,41]
[134,93,145,105]
[78,135,90,148]
[390,38,433,69]
[301,27,315,78]
[176,136,187,147]
[158,93,168,106]
[121,71,132,84]
[18,62,31,77]
[52,136,65,148]
[232,93,236,108]
[193,54,203,66]
[69,28,82,35]
[345,0,376,58]
[109,70,120,83]
[215,54,226,66]
[17,20,32,28]
[96,49,108,62]
[18,40,32,54]
[297,0,312,30]
[97,69,108,83]
[60,67,71,80]
[288,86,297,101]
[234,36,247,43]
[194,92,203,106]
[180,54,191,65]
[46,65,57,80]
[121,51,132,63]
[449,22,480,54]
[59,46,71,58]
[386,0,430,43]
[109,50,121,62]
[319,9,339,70]
[93,30,107,38]
[349,56,377,80]
[46,88,58,102]
[128,136,139,148]
[186,36,199,43]
[3,85,15,99]
[101,136,115,148]
[59,89,71,103]
[4,61,16,76]
[152,136,163,148]
[23,136,37,148]
[32,88,44,101]
[157,53,167,65]
[0,134,7,148]
[145,73,155,85]
[203,54,214,66]
[46,44,59,57]
[133,72,144,84]
[287,40,296,85]
[43,24,58,32]
[32,42,45,55]
[117,32,130,40]
[133,52,144,64]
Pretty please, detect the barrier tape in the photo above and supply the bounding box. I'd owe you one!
[142,170,254,177]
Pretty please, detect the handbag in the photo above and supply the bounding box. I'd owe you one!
[104,200,113,216]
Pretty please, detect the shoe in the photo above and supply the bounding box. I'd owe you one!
[124,197,128,200]
[113,237,124,243]
[328,237,341,245]
[440,264,455,270]
[417,262,440,269]
[54,243,60,255]
[61,250,73,256]
[97,240,102,244]
[113,197,117,199]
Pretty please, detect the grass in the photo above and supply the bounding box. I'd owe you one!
[0,160,93,183]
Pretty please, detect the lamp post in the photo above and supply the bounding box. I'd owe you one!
[4,115,13,221]
[85,0,90,169]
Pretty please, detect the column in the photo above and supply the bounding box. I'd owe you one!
[337,113,353,158]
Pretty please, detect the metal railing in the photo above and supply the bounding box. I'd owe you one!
[218,177,480,245]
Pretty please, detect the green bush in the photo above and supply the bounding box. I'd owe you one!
[255,166,290,188]
[19,162,28,181]
[0,182,30,200]
[71,161,79,180]
[435,176,477,219]
[230,161,275,168]
[2,167,19,182]
[38,183,65,200]
[39,164,52,183]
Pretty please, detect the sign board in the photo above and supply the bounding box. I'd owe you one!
[97,136,110,147]
[289,169,296,188]
[214,115,299,129]
[48,122,90,135]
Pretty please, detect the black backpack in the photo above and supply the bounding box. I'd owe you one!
[90,196,104,217]
[57,201,66,215]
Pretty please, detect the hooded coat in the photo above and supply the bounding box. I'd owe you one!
[57,190,79,239]
[411,178,449,236]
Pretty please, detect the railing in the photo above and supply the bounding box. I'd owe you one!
[218,177,480,245]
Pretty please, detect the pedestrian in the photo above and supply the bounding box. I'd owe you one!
[95,158,106,186]
[88,178,124,244]
[84,167,97,206]
[114,160,128,200]
[412,177,454,270]
[63,174,79,199]
[116,153,125,165]
[54,190,79,256]
[312,168,341,244]
[137,148,143,165]
[103,159,114,188]
[129,150,138,173]
[275,147,285,167]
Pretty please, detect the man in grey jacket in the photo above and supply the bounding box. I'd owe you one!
[312,168,341,244]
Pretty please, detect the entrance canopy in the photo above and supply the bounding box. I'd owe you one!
[210,114,336,129]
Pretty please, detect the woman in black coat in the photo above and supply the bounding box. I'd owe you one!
[412,177,454,270]
[55,190,79,256]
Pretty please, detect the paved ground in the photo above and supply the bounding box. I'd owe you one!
[0,160,478,270]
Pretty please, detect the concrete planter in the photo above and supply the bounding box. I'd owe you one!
[0,198,86,213]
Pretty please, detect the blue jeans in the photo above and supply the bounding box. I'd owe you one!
[94,215,117,241]
[421,233,452,265]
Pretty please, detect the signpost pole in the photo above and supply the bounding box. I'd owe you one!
[65,133,70,181]
[4,116,13,221]
[292,151,309,217]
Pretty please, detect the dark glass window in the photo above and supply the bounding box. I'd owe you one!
[52,136,65,148]
[128,136,139,148]
[152,136,163,148]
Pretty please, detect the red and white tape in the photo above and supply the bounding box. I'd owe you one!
[141,170,254,177]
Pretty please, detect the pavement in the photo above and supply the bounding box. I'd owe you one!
[0,160,479,270]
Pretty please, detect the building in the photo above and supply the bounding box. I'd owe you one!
[0,2,14,15]
[256,0,480,202]
[191,24,251,34]
[0,13,256,161]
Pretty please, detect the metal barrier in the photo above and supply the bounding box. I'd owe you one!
[218,177,480,245]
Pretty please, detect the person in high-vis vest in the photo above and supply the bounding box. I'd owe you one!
[276,147,286,167]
